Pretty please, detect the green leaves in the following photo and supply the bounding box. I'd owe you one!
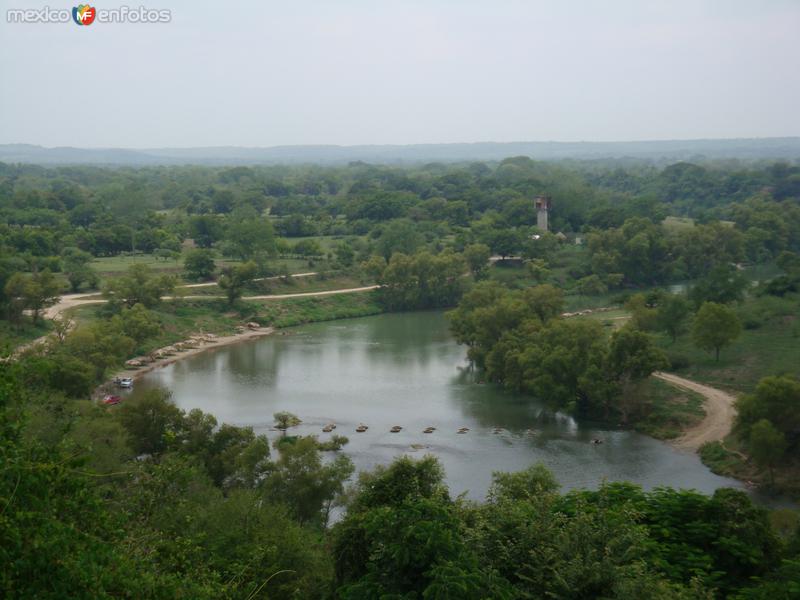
[691,301,742,361]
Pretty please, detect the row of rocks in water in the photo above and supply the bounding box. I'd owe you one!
[321,424,523,435]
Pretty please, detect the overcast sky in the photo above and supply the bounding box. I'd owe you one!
[1,0,798,148]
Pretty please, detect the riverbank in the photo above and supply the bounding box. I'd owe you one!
[103,326,277,391]
[98,292,384,392]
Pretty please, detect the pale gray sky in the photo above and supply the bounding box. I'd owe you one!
[1,0,798,147]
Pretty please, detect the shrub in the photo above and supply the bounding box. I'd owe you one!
[667,352,691,370]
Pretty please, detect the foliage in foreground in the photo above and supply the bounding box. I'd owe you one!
[2,346,799,599]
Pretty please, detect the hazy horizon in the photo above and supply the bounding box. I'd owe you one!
[5,135,800,151]
[1,0,798,148]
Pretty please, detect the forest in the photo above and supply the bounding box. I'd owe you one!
[2,156,800,598]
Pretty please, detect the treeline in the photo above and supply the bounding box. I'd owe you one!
[2,158,799,278]
[2,354,800,598]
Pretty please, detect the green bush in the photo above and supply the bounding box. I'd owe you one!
[667,352,691,370]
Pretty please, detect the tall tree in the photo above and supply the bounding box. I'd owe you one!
[657,293,691,342]
[217,261,257,306]
[183,248,217,282]
[463,243,491,280]
[692,302,742,361]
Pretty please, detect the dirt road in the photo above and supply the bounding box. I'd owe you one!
[43,292,106,320]
[181,272,317,288]
[653,371,737,451]
[181,285,380,301]
[42,283,379,321]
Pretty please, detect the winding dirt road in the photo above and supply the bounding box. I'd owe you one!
[14,280,379,355]
[653,371,737,451]
[181,285,379,302]
[181,272,318,288]
[42,284,379,321]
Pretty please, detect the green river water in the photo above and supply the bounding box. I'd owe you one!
[138,311,751,501]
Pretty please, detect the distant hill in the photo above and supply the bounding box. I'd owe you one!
[1,138,799,166]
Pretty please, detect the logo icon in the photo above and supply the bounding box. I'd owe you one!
[72,4,96,25]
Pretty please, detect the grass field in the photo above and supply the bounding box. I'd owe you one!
[654,294,800,393]
[699,435,800,499]
[284,234,363,253]
[632,377,706,440]
[86,252,336,287]
[253,291,383,327]
[91,254,184,276]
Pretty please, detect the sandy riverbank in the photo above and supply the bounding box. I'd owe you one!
[104,327,276,390]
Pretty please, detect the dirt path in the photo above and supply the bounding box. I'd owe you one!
[181,285,380,301]
[16,284,379,354]
[181,272,317,288]
[41,284,379,321]
[43,292,106,320]
[653,371,737,451]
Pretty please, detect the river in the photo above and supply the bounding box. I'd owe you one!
[138,311,748,501]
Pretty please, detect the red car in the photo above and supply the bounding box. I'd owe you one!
[102,395,122,406]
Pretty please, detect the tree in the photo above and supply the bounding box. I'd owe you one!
[483,227,523,260]
[689,264,748,308]
[262,436,353,525]
[274,411,301,432]
[62,247,98,292]
[463,243,491,280]
[335,242,355,267]
[525,258,551,283]
[216,261,257,306]
[4,270,61,324]
[521,284,564,323]
[188,214,224,248]
[360,255,386,282]
[63,322,135,380]
[488,463,559,502]
[692,302,741,361]
[183,248,217,282]
[576,274,608,296]
[748,419,787,485]
[735,376,800,440]
[378,250,467,311]
[116,388,185,455]
[205,424,271,488]
[657,293,691,342]
[27,269,61,324]
[103,264,176,309]
[112,303,161,345]
[625,292,660,331]
[376,219,424,260]
[3,272,32,326]
[223,207,276,260]
[605,326,669,422]
[293,239,323,257]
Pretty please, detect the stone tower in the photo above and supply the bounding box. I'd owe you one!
[535,195,551,232]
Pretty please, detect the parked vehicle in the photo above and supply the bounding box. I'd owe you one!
[116,377,133,388]
[102,395,122,405]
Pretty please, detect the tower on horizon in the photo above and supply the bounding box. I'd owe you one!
[535,195,551,232]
